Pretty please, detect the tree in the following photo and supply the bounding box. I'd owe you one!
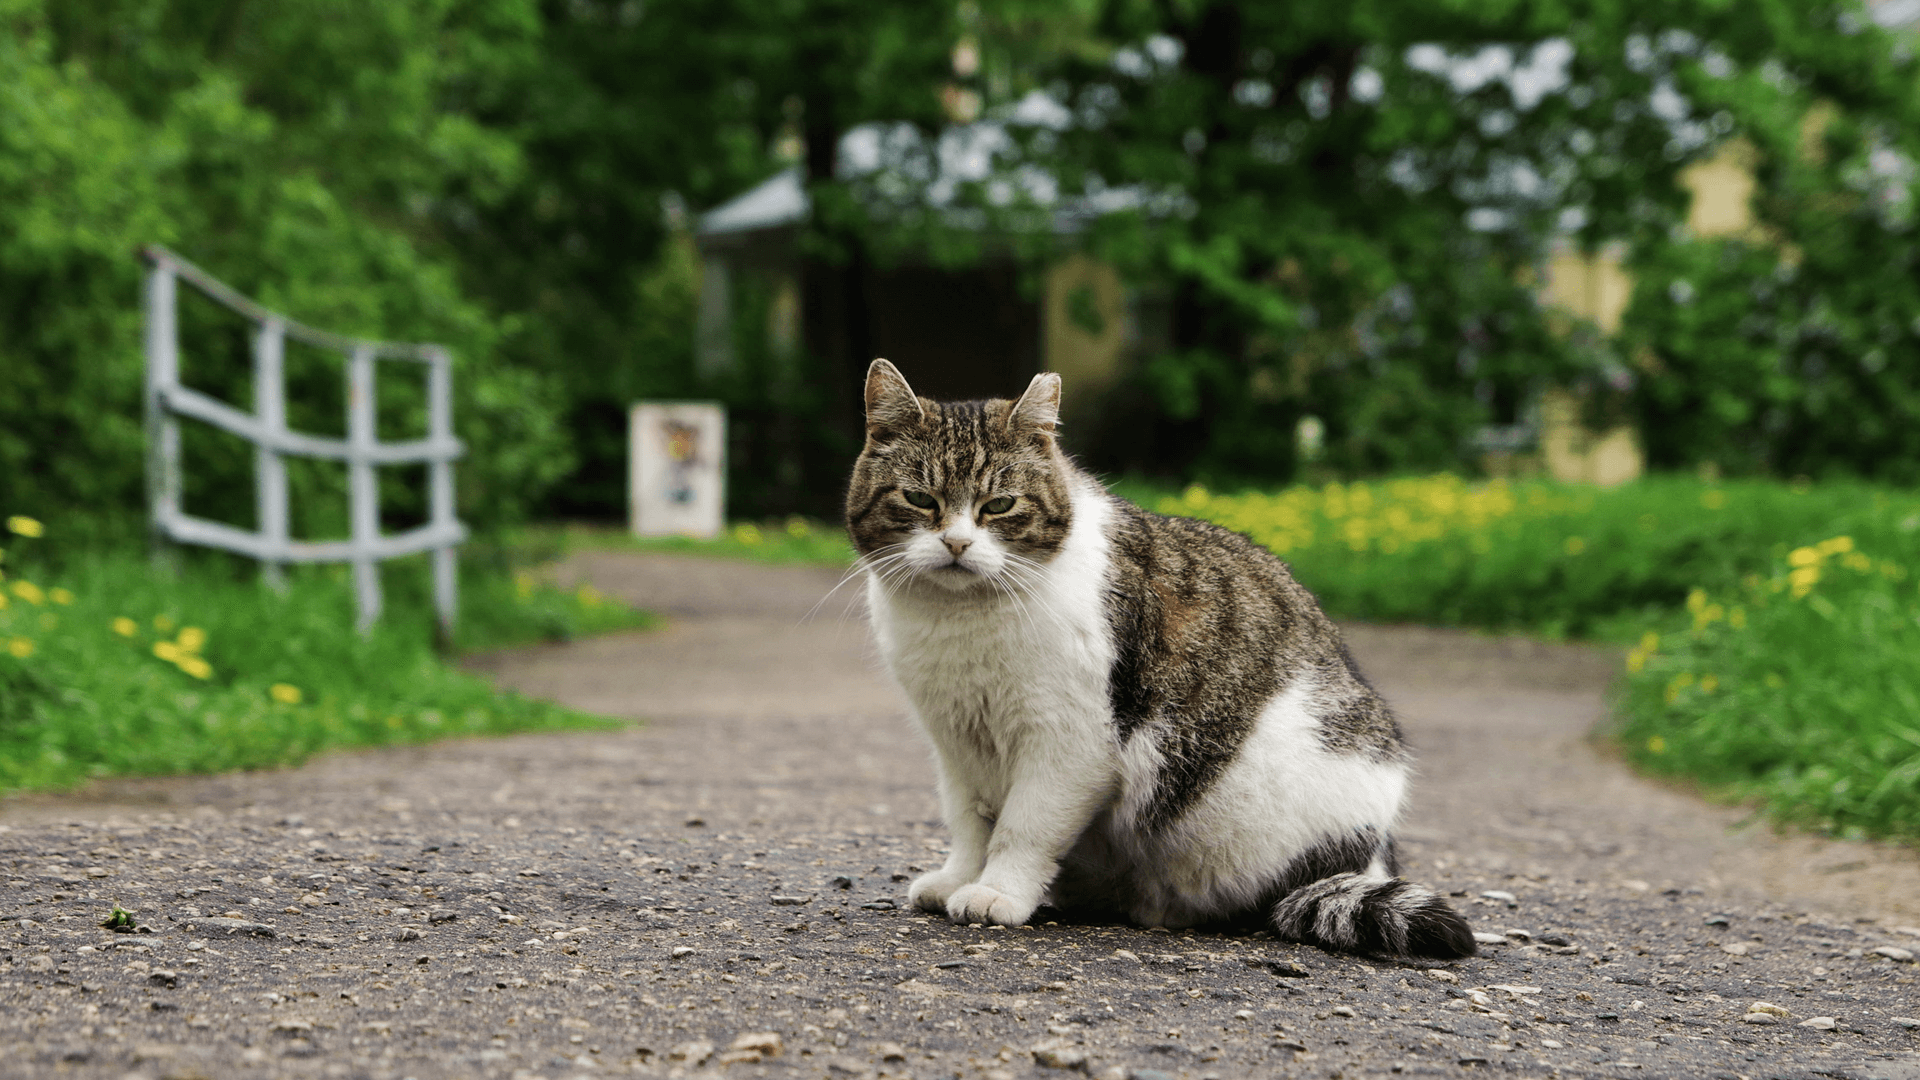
[932,0,1920,484]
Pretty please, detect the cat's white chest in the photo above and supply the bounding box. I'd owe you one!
[865,487,1117,785]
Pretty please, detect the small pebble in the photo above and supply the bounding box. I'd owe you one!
[1798,1016,1836,1030]
[1890,1017,1920,1029]
[1721,942,1749,956]
[1471,932,1505,946]
[1030,1042,1087,1070]
[1872,946,1915,961]
[670,946,695,958]
[1747,1002,1790,1018]
[1741,1014,1779,1025]
[1331,1006,1355,1018]
[1480,890,1517,904]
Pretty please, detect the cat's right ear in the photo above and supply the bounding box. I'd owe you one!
[864,358,925,441]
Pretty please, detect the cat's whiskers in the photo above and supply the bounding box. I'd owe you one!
[805,542,911,625]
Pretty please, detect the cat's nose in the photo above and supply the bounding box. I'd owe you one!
[943,537,972,559]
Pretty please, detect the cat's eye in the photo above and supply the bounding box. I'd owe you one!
[982,496,1016,514]
[903,490,938,510]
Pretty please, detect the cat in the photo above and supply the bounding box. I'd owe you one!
[844,358,1475,958]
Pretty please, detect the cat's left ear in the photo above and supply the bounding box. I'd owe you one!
[1008,372,1062,443]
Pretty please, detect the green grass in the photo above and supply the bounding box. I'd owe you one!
[526,518,856,566]
[0,519,652,794]
[1166,474,1920,641]
[1614,538,1920,841]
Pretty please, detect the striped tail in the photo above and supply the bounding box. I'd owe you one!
[1271,872,1476,959]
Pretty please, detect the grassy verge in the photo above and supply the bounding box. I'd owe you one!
[1614,537,1920,841]
[0,516,652,794]
[1164,474,1920,640]
[525,519,855,566]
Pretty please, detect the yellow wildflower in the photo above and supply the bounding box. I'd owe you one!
[6,516,43,538]
[1685,588,1708,614]
[1563,536,1587,556]
[269,683,302,705]
[112,617,138,637]
[576,584,602,608]
[48,587,72,605]
[0,593,8,610]
[1181,484,1210,508]
[1639,631,1660,653]
[178,657,212,680]
[1728,606,1747,630]
[1764,672,1786,690]
[1841,552,1872,573]
[153,641,181,662]
[6,637,32,658]
[1647,735,1667,754]
[1788,565,1820,598]
[786,516,812,538]
[1816,535,1854,556]
[1625,647,1649,674]
[1664,672,1696,703]
[514,571,534,600]
[176,627,206,653]
[11,580,44,605]
[732,523,763,546]
[1700,674,1719,693]
[1788,546,1821,568]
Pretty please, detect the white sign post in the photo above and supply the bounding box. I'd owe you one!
[629,402,726,538]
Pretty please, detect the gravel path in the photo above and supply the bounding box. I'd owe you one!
[4,551,1920,1080]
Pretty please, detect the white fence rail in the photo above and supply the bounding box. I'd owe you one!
[141,245,466,635]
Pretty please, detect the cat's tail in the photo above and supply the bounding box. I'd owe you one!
[1270,872,1477,959]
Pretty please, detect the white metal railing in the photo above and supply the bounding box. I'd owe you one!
[141,245,466,635]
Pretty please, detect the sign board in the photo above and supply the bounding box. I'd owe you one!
[629,402,726,538]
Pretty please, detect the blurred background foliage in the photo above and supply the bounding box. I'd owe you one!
[3,0,1919,531]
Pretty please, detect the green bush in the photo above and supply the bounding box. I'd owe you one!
[0,515,649,793]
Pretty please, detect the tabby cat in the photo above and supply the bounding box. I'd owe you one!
[846,359,1474,958]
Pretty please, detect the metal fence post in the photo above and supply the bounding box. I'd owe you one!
[254,317,289,590]
[143,260,181,568]
[427,348,458,644]
[346,345,382,633]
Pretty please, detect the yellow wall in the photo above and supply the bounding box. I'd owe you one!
[1042,253,1129,409]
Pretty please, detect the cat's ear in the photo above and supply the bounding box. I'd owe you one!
[1008,371,1062,443]
[864,358,925,439]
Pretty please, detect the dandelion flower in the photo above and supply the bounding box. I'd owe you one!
[112,617,138,637]
[1647,735,1667,754]
[6,637,32,658]
[153,641,181,662]
[732,523,763,546]
[6,516,42,538]
[270,683,302,705]
[48,587,73,605]
[176,626,206,653]
[786,516,811,538]
[1788,546,1821,568]
[575,584,602,608]
[11,581,44,605]
[178,657,212,680]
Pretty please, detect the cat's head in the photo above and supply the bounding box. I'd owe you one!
[845,359,1075,593]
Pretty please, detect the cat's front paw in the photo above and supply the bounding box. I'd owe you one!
[945,883,1034,927]
[907,869,971,914]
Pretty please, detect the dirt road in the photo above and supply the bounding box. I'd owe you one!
[3,551,1919,1080]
